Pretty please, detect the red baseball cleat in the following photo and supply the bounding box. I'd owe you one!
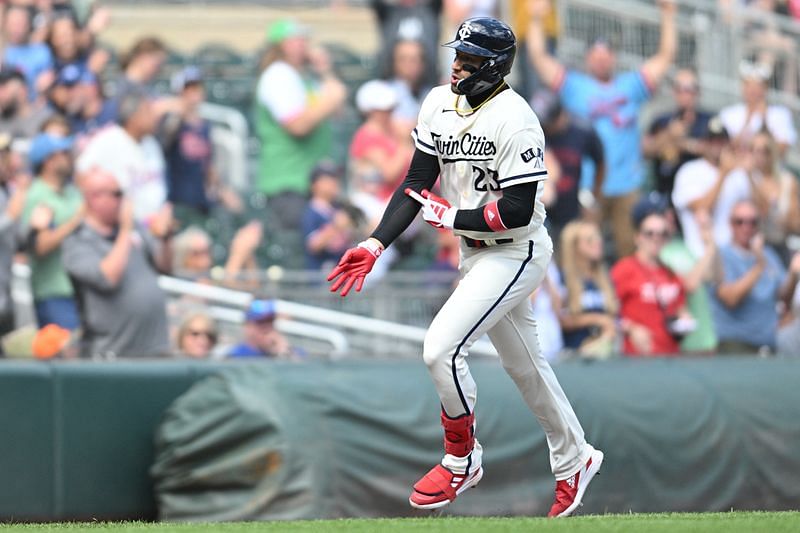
[547,449,604,517]
[409,463,483,510]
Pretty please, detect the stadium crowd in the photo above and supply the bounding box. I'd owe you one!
[0,0,800,360]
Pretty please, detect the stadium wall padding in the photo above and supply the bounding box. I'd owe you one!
[1,358,799,521]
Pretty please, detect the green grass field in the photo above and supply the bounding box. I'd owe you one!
[1,512,799,533]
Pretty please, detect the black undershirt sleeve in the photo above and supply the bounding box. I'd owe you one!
[453,181,539,232]
[370,148,440,247]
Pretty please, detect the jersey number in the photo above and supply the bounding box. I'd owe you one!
[472,166,500,191]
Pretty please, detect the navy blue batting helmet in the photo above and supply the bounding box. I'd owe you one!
[443,17,516,96]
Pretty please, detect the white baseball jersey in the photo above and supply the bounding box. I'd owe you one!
[412,84,549,241]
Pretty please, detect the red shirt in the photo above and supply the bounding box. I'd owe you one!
[611,256,686,356]
[349,124,410,200]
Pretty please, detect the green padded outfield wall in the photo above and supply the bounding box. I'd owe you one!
[1,358,799,521]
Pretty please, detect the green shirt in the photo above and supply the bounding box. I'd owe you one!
[660,239,717,352]
[22,179,83,300]
[254,65,332,196]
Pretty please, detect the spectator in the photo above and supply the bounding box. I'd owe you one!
[0,68,52,139]
[62,167,171,359]
[254,19,346,229]
[161,67,213,217]
[709,199,790,354]
[2,4,54,99]
[45,64,86,127]
[0,133,28,338]
[350,79,413,204]
[743,130,800,256]
[371,0,443,88]
[228,299,299,359]
[558,220,618,358]
[672,117,750,257]
[302,162,362,271]
[172,222,262,288]
[776,251,800,357]
[76,89,168,226]
[161,66,242,223]
[21,133,83,330]
[114,36,167,101]
[527,0,677,258]
[642,68,712,198]
[171,226,214,279]
[530,89,604,243]
[611,204,693,356]
[46,12,108,81]
[71,74,115,138]
[656,196,718,354]
[387,39,432,138]
[719,60,797,154]
[175,312,218,359]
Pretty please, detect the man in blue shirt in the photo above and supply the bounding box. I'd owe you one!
[526,0,677,258]
[710,200,791,354]
[228,299,299,359]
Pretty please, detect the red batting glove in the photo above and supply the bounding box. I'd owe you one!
[327,239,383,297]
[420,189,456,229]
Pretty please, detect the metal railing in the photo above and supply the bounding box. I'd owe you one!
[12,264,497,359]
[158,274,498,358]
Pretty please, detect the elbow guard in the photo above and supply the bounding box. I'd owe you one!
[483,201,508,232]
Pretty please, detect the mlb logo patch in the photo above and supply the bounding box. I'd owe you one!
[521,148,535,162]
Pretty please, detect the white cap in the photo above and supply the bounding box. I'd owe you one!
[355,79,398,114]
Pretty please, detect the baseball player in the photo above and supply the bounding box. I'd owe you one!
[328,17,603,517]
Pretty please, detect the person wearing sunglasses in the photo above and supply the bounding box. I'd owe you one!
[62,167,172,359]
[710,199,792,355]
[176,312,218,359]
[611,198,693,356]
[643,68,712,199]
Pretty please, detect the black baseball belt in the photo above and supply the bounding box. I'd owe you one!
[462,237,514,248]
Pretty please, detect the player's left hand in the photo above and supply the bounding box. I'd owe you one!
[405,188,457,229]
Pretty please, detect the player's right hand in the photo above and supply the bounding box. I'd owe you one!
[327,239,383,297]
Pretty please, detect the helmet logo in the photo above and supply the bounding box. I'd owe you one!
[458,22,474,40]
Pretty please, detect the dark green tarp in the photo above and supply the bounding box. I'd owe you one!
[150,358,800,520]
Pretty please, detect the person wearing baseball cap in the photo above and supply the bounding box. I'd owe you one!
[162,66,228,217]
[227,299,299,359]
[21,131,84,330]
[254,18,346,230]
[0,67,53,138]
[350,79,412,203]
[672,115,751,259]
[718,60,796,153]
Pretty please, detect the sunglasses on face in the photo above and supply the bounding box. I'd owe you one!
[640,229,669,240]
[732,217,759,227]
[187,329,217,343]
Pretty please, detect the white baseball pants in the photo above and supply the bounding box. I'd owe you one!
[423,234,595,479]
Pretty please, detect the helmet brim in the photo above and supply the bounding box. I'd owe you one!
[442,39,496,58]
